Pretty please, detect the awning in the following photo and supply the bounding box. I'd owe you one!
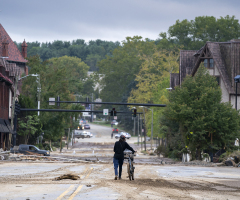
[4,119,13,133]
[0,119,10,133]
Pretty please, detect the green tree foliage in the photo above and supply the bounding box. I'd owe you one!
[97,36,156,131]
[160,15,240,49]
[15,39,120,71]
[98,36,156,103]
[20,55,86,144]
[127,47,179,138]
[164,66,240,159]
[18,115,41,144]
[47,56,89,94]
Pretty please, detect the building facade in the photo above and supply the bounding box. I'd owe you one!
[171,40,240,109]
[0,24,28,150]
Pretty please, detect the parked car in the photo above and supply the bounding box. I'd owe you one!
[75,131,92,139]
[112,128,118,133]
[84,124,90,129]
[115,132,131,139]
[76,132,88,139]
[85,132,93,138]
[10,144,50,156]
[111,120,118,125]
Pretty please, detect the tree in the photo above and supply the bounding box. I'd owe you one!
[47,56,89,94]
[165,66,240,159]
[18,115,41,144]
[127,48,179,138]
[20,55,88,145]
[161,15,240,50]
[98,36,156,103]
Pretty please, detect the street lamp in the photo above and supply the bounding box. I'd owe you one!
[234,75,240,110]
[20,74,41,115]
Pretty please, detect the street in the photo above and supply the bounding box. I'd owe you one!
[0,124,240,200]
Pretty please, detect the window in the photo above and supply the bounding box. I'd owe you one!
[204,59,208,68]
[210,59,214,68]
[203,59,214,68]
[215,76,220,85]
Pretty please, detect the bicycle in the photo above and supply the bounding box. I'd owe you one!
[124,150,135,181]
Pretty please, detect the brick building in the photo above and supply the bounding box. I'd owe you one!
[171,39,240,109]
[0,24,28,150]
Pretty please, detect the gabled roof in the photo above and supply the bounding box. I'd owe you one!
[191,42,235,94]
[0,24,27,63]
[207,42,234,94]
[179,50,197,84]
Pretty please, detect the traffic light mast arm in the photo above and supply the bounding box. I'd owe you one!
[47,101,166,107]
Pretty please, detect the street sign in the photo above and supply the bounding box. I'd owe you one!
[93,115,96,119]
[103,109,108,115]
[114,116,117,120]
[83,112,91,117]
[142,129,144,132]
[49,98,55,105]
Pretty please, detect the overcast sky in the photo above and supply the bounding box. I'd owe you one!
[1,0,240,44]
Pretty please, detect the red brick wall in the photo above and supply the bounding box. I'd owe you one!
[0,81,9,119]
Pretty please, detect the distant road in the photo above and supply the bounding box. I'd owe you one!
[74,123,138,144]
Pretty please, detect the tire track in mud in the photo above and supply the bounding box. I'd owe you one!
[90,164,240,200]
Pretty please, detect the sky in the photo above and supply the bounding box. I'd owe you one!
[1,0,240,44]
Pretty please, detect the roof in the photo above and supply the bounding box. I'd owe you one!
[0,24,27,63]
[190,41,240,94]
[179,50,197,84]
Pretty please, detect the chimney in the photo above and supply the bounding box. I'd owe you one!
[25,66,28,75]
[21,39,28,58]
[2,38,9,57]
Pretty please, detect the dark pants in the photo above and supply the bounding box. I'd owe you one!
[113,157,124,178]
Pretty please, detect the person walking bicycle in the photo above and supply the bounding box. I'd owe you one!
[113,135,136,180]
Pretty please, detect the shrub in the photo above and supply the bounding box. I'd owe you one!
[156,145,165,156]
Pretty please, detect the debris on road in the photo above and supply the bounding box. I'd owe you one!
[53,173,80,181]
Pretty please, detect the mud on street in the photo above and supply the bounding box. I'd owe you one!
[0,124,240,200]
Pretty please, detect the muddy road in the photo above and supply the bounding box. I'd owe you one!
[1,124,240,199]
[0,162,240,200]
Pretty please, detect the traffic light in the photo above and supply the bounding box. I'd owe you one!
[15,101,21,114]
[111,108,117,116]
[142,119,145,128]
[133,109,137,117]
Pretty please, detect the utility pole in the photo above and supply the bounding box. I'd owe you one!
[37,74,41,116]
[133,116,136,136]
[151,108,153,150]
[67,128,70,149]
[137,114,139,146]
[142,108,147,151]
[140,117,142,150]
[91,93,93,122]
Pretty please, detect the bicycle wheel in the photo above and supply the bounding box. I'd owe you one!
[127,163,132,181]
[131,164,134,180]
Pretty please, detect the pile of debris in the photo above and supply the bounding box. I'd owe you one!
[0,149,10,160]
[53,173,80,181]
[223,156,240,167]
